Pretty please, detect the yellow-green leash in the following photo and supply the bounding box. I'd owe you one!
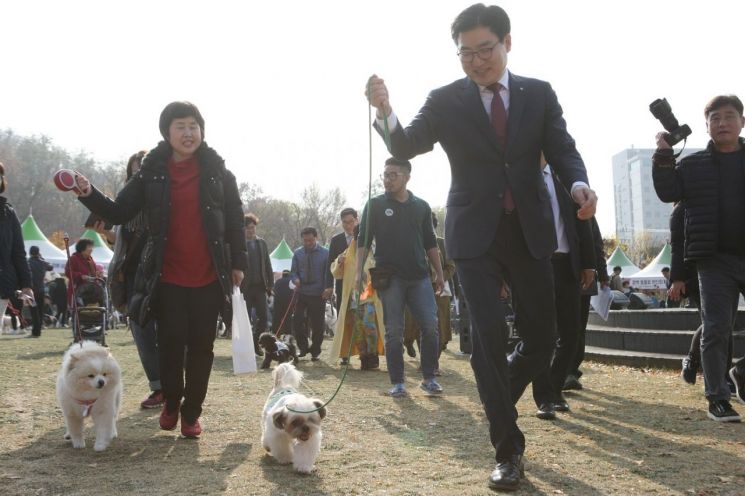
[288,79,391,413]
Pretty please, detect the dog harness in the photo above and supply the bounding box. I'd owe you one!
[275,341,289,353]
[265,387,297,412]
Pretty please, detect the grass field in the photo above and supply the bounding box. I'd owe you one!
[1,327,745,495]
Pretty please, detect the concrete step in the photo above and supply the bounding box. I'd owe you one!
[588,308,745,331]
[584,345,684,369]
[586,325,745,356]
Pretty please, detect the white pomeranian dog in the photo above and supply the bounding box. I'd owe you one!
[56,340,122,451]
[261,363,327,473]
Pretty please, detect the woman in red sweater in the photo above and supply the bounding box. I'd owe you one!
[64,238,97,302]
[67,102,247,439]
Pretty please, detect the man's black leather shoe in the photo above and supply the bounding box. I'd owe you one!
[488,454,524,491]
[536,403,556,420]
[554,394,570,412]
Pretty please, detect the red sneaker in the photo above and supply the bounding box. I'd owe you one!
[141,390,165,410]
[181,418,202,438]
[159,403,179,431]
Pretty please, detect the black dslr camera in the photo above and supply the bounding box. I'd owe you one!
[649,98,691,146]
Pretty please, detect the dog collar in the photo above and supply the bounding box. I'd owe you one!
[75,398,97,417]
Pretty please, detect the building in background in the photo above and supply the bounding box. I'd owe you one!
[612,147,701,245]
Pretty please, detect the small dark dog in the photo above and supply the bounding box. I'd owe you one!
[258,332,298,369]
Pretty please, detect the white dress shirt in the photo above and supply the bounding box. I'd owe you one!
[542,164,570,254]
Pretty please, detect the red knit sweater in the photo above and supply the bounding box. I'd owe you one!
[160,156,217,287]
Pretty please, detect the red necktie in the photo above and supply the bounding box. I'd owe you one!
[489,83,515,212]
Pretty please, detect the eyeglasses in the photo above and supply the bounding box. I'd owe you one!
[380,172,406,181]
[457,42,500,63]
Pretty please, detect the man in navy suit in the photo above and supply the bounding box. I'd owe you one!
[366,4,597,490]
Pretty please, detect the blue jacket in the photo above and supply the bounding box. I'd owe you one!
[290,243,332,296]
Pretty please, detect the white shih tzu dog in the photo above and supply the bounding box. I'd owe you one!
[56,340,122,451]
[261,363,326,473]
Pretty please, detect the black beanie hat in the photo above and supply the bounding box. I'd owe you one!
[158,101,205,141]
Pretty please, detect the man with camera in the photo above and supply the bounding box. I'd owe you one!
[653,94,745,422]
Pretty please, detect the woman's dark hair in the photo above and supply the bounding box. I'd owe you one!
[0,161,5,193]
[451,3,511,44]
[126,151,147,180]
[75,238,95,253]
[704,95,744,118]
[158,101,205,141]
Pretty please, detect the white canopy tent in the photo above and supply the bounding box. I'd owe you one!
[627,244,672,290]
[20,215,67,272]
[270,238,294,273]
[605,246,640,278]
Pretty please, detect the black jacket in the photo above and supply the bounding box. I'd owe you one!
[80,141,247,324]
[29,256,53,293]
[551,171,595,279]
[0,197,32,298]
[328,232,350,277]
[669,202,698,286]
[590,217,608,284]
[653,139,745,261]
[240,237,274,292]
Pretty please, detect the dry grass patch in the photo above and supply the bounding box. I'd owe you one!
[2,328,745,495]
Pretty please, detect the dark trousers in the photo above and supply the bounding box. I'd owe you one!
[31,289,45,336]
[455,213,556,461]
[697,253,745,401]
[532,255,581,406]
[568,295,591,378]
[52,293,68,326]
[272,296,293,335]
[334,279,343,312]
[157,281,222,422]
[293,293,325,357]
[243,284,268,336]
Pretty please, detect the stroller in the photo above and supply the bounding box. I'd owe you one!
[72,277,110,345]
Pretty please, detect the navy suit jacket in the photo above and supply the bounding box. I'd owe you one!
[377,73,589,260]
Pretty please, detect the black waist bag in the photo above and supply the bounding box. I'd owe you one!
[369,266,396,291]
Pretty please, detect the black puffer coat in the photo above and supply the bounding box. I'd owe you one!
[0,197,32,298]
[79,142,247,325]
[652,138,745,261]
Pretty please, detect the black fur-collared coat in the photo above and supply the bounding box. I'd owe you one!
[80,141,247,324]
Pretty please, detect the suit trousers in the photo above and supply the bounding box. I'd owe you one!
[293,293,325,357]
[157,281,222,422]
[454,212,556,460]
[334,279,343,312]
[532,255,581,406]
[568,295,591,378]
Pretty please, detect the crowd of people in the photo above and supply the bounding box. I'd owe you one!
[2,3,744,492]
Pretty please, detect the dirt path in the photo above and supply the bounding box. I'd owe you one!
[1,329,744,495]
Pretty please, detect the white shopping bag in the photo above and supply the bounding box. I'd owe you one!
[231,287,257,374]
